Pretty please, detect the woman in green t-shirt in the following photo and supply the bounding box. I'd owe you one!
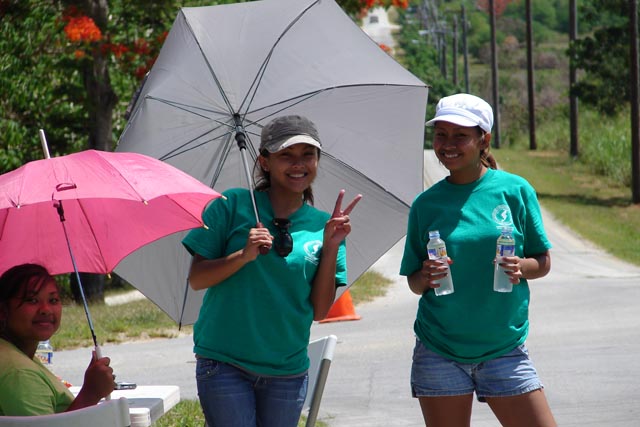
[0,263,115,416]
[400,94,556,427]
[183,115,360,427]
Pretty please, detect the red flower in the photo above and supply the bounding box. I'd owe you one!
[133,39,151,55]
[379,43,391,53]
[102,42,128,58]
[64,16,102,42]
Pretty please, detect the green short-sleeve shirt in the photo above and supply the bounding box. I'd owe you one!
[183,188,347,376]
[400,169,551,363]
[0,338,74,416]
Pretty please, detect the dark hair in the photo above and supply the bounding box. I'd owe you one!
[477,127,497,170]
[0,264,56,306]
[254,149,320,205]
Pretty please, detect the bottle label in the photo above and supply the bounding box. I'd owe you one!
[428,246,447,259]
[36,351,53,365]
[497,244,515,257]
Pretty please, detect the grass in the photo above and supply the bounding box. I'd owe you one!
[153,401,324,427]
[52,298,192,351]
[494,148,640,267]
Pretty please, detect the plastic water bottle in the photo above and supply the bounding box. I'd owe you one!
[426,230,454,296]
[493,226,516,292]
[36,340,54,369]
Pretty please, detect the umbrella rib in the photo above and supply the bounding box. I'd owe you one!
[74,199,110,273]
[159,124,233,162]
[146,96,230,119]
[246,82,426,122]
[208,133,235,189]
[238,0,321,118]
[321,152,411,209]
[182,12,235,116]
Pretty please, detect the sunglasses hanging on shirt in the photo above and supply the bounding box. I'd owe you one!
[272,218,293,257]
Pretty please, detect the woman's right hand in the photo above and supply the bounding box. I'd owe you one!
[409,257,453,295]
[82,352,115,401]
[68,352,115,411]
[244,222,273,260]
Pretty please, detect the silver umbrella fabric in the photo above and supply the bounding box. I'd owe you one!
[115,0,428,326]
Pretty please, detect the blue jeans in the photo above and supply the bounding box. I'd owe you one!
[196,358,308,427]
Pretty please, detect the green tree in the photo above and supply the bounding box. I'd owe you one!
[569,0,637,115]
[0,0,392,302]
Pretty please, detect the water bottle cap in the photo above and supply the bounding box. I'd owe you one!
[428,230,440,238]
[501,226,513,233]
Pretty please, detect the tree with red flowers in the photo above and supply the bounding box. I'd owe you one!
[476,0,514,18]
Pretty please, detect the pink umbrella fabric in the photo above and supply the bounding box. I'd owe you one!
[0,149,221,276]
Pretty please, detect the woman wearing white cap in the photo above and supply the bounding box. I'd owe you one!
[400,94,556,426]
[182,115,361,427]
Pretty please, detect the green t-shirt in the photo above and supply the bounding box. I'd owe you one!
[400,169,551,363]
[0,338,74,416]
[182,188,347,376]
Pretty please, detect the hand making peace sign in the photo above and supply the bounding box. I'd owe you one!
[324,189,362,247]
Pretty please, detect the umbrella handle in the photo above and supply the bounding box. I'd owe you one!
[256,222,270,255]
[94,344,112,401]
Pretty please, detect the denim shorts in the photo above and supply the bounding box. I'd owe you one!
[196,358,308,427]
[411,339,544,401]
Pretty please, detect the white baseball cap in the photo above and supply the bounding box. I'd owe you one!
[426,93,494,133]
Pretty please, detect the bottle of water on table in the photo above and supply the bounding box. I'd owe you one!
[36,339,54,370]
[493,226,516,292]
[426,230,454,296]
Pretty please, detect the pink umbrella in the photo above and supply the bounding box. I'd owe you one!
[0,149,221,351]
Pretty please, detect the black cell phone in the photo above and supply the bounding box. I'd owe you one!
[114,381,137,390]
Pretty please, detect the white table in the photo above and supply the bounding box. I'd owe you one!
[70,385,180,427]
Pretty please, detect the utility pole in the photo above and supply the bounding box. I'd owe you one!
[630,0,639,203]
[525,0,536,150]
[489,0,501,148]
[440,26,447,79]
[453,15,459,87]
[461,4,470,92]
[569,0,579,157]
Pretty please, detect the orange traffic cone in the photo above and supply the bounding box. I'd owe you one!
[319,290,361,323]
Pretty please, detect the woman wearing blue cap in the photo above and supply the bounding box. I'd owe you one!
[182,115,361,427]
[400,94,556,426]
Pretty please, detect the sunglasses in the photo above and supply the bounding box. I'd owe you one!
[272,218,293,257]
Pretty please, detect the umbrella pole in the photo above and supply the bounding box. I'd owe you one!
[54,201,101,354]
[234,114,269,255]
[55,201,110,400]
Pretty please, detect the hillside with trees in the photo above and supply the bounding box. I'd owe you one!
[396,0,637,191]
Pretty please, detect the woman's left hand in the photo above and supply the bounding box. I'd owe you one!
[497,256,523,284]
[324,190,362,247]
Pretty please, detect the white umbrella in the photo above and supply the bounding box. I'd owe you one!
[115,0,428,326]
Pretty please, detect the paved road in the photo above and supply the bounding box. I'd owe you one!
[55,150,640,426]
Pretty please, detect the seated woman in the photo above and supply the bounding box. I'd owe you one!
[0,263,115,416]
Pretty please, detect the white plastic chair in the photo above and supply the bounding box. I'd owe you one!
[0,397,131,427]
[303,334,337,427]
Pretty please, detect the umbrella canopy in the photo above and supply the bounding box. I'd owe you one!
[115,0,428,326]
[0,150,221,276]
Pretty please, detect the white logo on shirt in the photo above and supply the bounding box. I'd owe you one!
[304,240,322,265]
[492,204,513,227]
